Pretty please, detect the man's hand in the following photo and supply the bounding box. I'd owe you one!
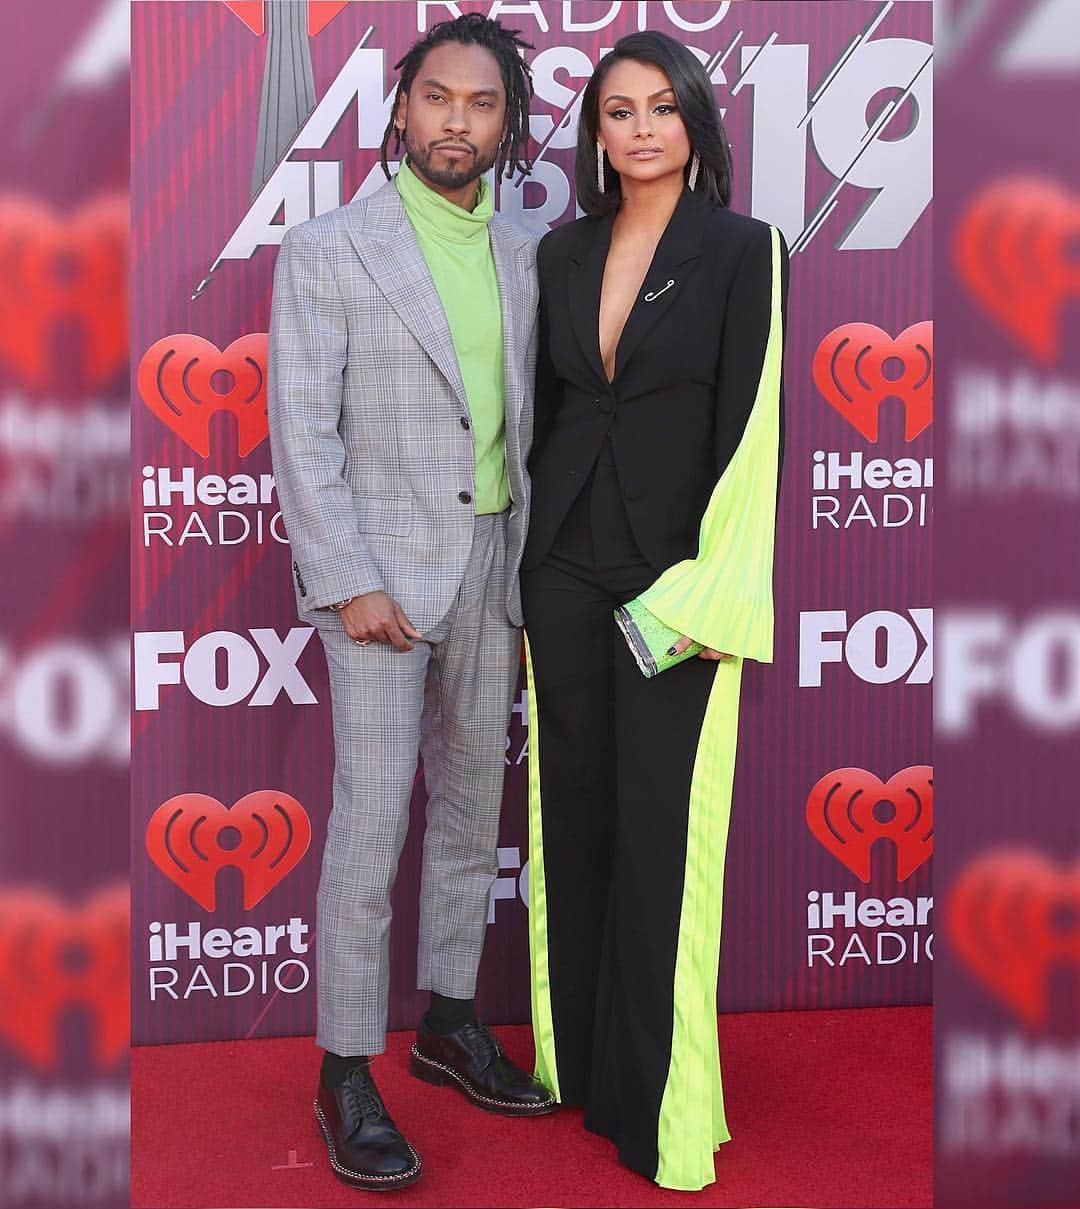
[339,591,422,651]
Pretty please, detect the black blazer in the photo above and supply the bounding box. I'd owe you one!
[524,187,789,572]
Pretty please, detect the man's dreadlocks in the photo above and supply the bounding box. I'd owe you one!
[380,13,535,182]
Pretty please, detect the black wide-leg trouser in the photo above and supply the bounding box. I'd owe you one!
[521,449,721,1182]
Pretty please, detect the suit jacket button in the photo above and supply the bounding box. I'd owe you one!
[458,490,473,504]
[460,416,471,429]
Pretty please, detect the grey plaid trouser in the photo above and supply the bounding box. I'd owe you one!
[312,512,520,1056]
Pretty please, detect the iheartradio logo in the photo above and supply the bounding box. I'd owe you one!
[956,177,1080,364]
[806,766,934,883]
[947,850,1080,1028]
[146,790,311,911]
[0,193,128,393]
[0,884,129,1070]
[813,322,933,443]
[136,333,268,458]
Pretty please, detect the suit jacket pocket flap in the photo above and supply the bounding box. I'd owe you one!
[353,495,413,537]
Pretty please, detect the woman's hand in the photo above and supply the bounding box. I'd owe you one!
[667,636,733,662]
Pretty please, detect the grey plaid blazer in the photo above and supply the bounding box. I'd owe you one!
[268,177,538,631]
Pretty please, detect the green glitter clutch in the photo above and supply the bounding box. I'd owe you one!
[614,597,703,678]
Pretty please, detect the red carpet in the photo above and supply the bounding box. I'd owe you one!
[132,1006,931,1208]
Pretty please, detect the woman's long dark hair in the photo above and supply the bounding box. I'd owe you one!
[576,31,732,216]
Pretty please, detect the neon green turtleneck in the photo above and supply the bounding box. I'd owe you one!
[395,158,509,515]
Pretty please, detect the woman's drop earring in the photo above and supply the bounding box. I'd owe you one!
[688,151,700,191]
[597,143,606,192]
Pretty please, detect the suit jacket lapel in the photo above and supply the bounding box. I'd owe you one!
[488,216,532,468]
[344,180,470,415]
[567,213,614,390]
[611,189,707,385]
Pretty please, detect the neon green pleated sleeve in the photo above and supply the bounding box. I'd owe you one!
[635,224,786,664]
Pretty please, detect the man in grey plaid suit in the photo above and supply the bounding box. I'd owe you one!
[268,16,553,1191]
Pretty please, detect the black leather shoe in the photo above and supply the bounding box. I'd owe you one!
[313,1064,422,1190]
[410,1019,556,1116]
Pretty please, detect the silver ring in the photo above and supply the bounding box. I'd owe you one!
[353,638,370,647]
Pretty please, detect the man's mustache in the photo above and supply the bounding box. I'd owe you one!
[430,139,477,154]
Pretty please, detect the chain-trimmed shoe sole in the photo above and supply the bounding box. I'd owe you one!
[409,1044,557,1117]
[313,1099,422,1190]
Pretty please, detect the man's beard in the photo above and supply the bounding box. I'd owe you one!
[405,132,498,190]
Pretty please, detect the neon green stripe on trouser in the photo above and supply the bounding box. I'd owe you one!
[654,656,742,1189]
[523,633,561,1100]
[652,225,784,1190]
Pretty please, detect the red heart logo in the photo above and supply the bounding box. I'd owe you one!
[806,765,933,883]
[0,193,127,393]
[223,0,265,33]
[146,790,311,911]
[813,321,933,442]
[955,176,1080,364]
[947,850,1080,1027]
[224,1,349,36]
[0,883,129,1070]
[307,1,350,35]
[137,332,269,458]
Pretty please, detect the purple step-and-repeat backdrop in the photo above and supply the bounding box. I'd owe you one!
[1,2,131,1203]
[935,1,1080,1205]
[130,0,932,1046]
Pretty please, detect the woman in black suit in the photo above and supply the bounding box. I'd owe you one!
[521,32,789,1191]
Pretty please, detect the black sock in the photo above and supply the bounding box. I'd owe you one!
[425,992,477,1035]
[321,1050,369,1088]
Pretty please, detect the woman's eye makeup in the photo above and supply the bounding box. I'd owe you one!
[604,102,679,119]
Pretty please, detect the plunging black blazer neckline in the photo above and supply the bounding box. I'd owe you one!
[566,187,711,392]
